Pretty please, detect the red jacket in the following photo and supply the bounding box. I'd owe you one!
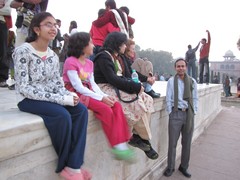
[90,22,120,46]
[200,31,211,59]
[93,10,135,28]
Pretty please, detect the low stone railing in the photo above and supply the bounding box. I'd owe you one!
[0,82,222,180]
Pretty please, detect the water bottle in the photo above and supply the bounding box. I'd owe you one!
[131,69,139,83]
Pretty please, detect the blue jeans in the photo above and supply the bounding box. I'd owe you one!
[224,86,230,97]
[89,45,101,61]
[187,60,196,81]
[18,98,88,173]
[143,82,152,92]
[199,57,209,83]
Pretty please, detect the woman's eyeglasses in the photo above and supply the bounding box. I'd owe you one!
[40,22,58,29]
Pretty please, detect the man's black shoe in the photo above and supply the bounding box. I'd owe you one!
[178,165,191,178]
[128,134,151,151]
[163,168,175,177]
[145,90,160,98]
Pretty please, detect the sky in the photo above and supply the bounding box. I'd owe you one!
[11,0,240,61]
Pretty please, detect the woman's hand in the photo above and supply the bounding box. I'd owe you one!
[101,96,115,107]
[147,76,155,85]
[73,96,79,106]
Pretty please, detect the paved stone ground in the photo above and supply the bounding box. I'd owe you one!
[159,103,240,180]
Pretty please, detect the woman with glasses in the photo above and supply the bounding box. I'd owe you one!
[13,12,91,180]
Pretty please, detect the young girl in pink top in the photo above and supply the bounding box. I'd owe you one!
[63,32,134,161]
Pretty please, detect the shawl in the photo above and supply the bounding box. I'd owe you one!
[174,73,194,132]
[111,9,129,38]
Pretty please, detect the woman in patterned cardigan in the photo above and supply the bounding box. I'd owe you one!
[13,12,91,180]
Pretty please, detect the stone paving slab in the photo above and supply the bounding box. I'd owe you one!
[159,106,240,180]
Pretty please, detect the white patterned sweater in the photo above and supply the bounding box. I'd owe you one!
[13,43,75,106]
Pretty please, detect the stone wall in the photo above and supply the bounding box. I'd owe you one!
[0,82,222,180]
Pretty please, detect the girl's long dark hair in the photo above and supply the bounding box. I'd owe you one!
[26,12,54,43]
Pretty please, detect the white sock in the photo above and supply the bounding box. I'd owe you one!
[113,142,129,150]
[66,167,81,173]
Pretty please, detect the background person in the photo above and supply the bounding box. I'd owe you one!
[223,75,230,97]
[119,6,134,39]
[92,0,135,38]
[237,78,240,98]
[199,30,211,84]
[7,29,16,90]
[0,0,12,87]
[49,18,64,56]
[229,77,233,96]
[122,39,160,98]
[10,0,48,47]
[185,42,200,81]
[89,8,120,61]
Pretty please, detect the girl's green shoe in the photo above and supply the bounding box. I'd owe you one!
[111,148,136,162]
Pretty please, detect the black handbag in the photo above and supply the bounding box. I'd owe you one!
[114,87,138,103]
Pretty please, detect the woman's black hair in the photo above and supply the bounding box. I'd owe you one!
[70,21,77,29]
[103,32,127,54]
[67,32,90,58]
[26,12,54,43]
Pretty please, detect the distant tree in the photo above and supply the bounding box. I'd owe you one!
[135,44,141,52]
[237,38,240,51]
[135,47,175,76]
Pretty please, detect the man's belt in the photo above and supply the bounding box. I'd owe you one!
[172,107,188,112]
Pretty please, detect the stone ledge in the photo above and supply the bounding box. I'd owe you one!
[0,82,223,180]
[0,98,164,162]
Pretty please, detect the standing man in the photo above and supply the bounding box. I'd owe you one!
[50,19,64,56]
[229,77,233,96]
[199,30,211,84]
[185,42,200,81]
[164,58,198,178]
[0,0,12,87]
[10,0,48,47]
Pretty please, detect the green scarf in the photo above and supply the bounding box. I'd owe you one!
[174,73,194,132]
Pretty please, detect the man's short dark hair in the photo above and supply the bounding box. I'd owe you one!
[174,57,187,67]
[105,0,116,9]
[202,38,207,43]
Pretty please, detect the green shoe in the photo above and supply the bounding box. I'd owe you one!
[111,148,135,161]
